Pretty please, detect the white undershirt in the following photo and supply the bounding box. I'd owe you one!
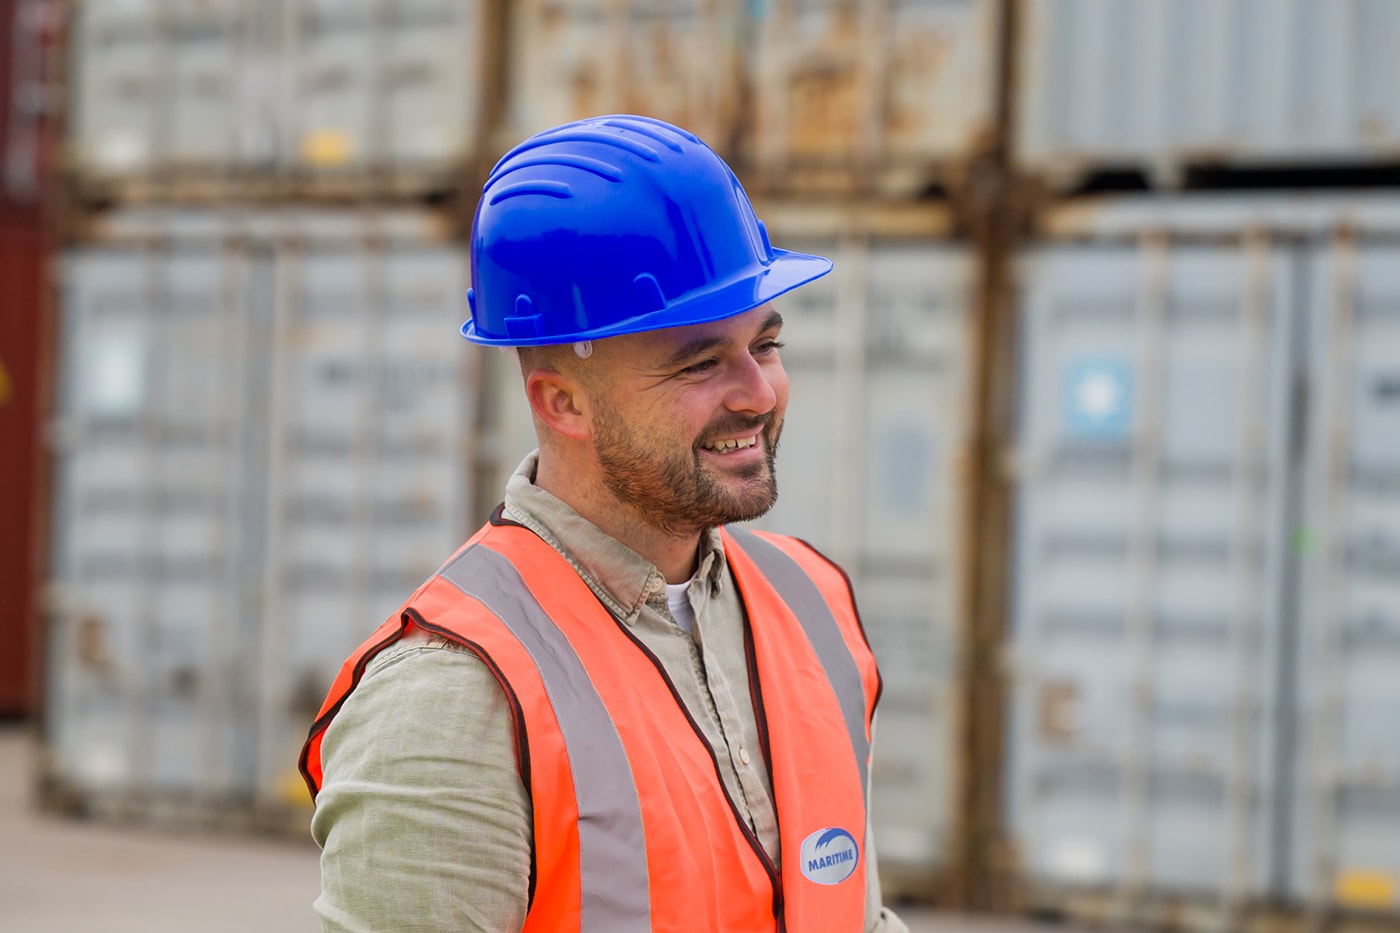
[665,581,695,634]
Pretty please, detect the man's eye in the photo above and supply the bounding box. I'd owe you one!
[682,358,719,375]
[756,339,785,355]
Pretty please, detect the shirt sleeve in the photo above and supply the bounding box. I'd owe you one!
[310,633,533,933]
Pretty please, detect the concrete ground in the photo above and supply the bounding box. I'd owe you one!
[0,725,1072,932]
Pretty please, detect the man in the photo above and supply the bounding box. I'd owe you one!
[301,114,907,932]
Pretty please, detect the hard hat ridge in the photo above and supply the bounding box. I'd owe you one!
[462,114,832,347]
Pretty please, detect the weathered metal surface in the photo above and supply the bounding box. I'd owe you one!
[745,0,999,196]
[1016,0,1400,186]
[499,0,743,158]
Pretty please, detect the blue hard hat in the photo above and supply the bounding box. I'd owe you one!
[462,114,832,347]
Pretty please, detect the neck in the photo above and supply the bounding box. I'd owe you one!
[534,451,702,585]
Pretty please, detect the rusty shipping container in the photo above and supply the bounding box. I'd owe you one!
[1016,0,1400,188]
[1006,194,1400,931]
[498,0,744,159]
[744,0,1000,196]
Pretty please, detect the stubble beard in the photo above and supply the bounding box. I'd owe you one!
[593,407,783,537]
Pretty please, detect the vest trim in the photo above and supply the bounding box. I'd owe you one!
[438,544,652,931]
[725,527,871,808]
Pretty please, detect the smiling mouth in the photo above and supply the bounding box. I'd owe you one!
[700,434,760,454]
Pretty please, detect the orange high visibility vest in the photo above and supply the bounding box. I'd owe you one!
[301,515,882,933]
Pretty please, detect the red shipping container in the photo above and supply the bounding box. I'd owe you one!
[0,218,43,716]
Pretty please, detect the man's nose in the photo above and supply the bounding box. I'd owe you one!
[725,352,780,414]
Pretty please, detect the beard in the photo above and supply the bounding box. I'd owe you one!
[592,407,782,536]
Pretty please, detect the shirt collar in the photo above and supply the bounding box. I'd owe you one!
[502,451,728,625]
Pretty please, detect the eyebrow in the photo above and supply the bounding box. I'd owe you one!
[659,309,785,370]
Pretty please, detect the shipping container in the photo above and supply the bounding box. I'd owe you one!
[66,0,485,196]
[1292,223,1400,920]
[0,218,45,716]
[474,202,979,898]
[43,208,476,824]
[1,0,54,208]
[1006,195,1400,929]
[499,0,743,157]
[744,0,999,196]
[1016,0,1400,188]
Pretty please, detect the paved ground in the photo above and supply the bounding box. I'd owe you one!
[0,725,1073,932]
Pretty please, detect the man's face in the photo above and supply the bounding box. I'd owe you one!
[585,304,789,535]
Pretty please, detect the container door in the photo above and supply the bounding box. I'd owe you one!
[256,226,471,806]
[749,237,976,894]
[71,0,161,177]
[380,0,480,171]
[504,0,739,151]
[47,233,263,800]
[746,0,997,192]
[291,0,377,174]
[1007,240,1296,905]
[1290,239,1400,918]
[165,0,247,171]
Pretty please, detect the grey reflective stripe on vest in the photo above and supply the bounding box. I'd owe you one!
[726,527,871,807]
[439,544,652,932]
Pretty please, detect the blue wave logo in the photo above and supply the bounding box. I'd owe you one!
[799,827,859,885]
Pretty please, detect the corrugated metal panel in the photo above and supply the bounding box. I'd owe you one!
[1017,0,1400,182]
[45,209,475,817]
[501,0,743,155]
[47,234,264,796]
[747,231,976,894]
[1291,234,1400,917]
[256,221,473,805]
[2,0,53,206]
[68,0,484,187]
[1008,236,1297,907]
[0,218,44,715]
[745,0,999,195]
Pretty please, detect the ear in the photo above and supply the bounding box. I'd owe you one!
[525,367,592,442]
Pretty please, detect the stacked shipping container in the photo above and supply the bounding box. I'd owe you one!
[1003,1,1400,928]
[45,1,1400,930]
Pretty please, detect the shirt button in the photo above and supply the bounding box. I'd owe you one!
[739,747,751,766]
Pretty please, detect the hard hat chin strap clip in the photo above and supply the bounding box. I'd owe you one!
[573,341,593,360]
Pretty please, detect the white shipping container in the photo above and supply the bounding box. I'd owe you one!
[1292,228,1400,917]
[67,0,485,185]
[46,209,476,818]
[1010,195,1400,925]
[1017,0,1400,184]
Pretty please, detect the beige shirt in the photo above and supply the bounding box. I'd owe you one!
[312,453,907,932]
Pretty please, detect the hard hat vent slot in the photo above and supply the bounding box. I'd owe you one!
[632,273,668,313]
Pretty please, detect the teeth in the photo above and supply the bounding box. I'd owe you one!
[705,435,758,452]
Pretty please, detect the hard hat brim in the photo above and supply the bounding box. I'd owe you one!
[461,247,833,348]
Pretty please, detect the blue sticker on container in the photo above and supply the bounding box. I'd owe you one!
[1064,358,1133,439]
